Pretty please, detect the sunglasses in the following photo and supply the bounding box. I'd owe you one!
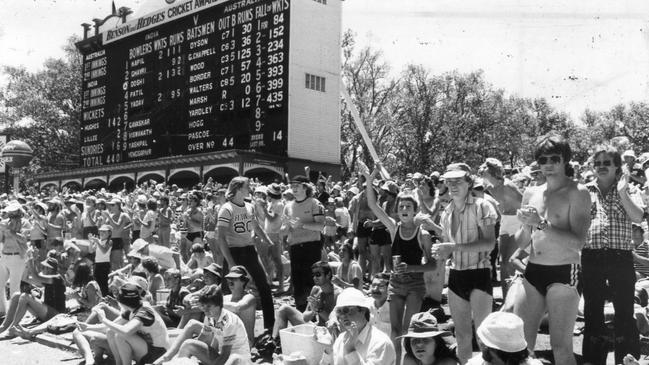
[537,156,562,165]
[593,160,613,167]
[312,272,323,277]
[336,306,360,316]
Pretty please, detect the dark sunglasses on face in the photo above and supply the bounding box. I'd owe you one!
[336,306,360,316]
[593,160,613,167]
[537,156,562,165]
[312,272,323,278]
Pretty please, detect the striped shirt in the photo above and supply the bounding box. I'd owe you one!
[586,180,643,251]
[441,194,497,270]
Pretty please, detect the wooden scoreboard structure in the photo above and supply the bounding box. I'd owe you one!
[39,0,341,190]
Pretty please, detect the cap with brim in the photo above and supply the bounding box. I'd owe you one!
[225,265,249,280]
[119,282,142,299]
[203,263,223,279]
[41,257,58,270]
[290,175,310,184]
[3,203,22,214]
[348,187,360,195]
[267,183,282,197]
[441,163,471,179]
[397,311,451,339]
[136,195,147,204]
[282,189,294,196]
[130,238,149,252]
[108,198,122,205]
[99,224,112,231]
[35,202,48,211]
[623,150,637,159]
[126,250,144,260]
[129,276,149,292]
[380,181,399,195]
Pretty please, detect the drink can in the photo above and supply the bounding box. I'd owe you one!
[392,255,401,267]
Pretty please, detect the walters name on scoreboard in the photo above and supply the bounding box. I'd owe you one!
[80,0,290,168]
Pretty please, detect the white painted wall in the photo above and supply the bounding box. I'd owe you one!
[288,0,341,164]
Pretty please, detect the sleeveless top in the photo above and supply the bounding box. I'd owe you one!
[391,225,423,265]
[45,276,67,313]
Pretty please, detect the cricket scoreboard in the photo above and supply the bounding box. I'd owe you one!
[79,0,293,168]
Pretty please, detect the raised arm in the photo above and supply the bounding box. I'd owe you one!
[364,169,397,235]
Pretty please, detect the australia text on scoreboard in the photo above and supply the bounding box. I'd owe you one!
[79,0,292,168]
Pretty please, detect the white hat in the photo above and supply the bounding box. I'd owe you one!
[334,288,372,311]
[476,312,527,353]
[130,238,149,252]
[623,150,637,159]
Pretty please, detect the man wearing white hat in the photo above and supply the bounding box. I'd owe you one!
[332,287,395,365]
[467,311,542,365]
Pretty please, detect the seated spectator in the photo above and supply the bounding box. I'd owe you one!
[181,263,222,327]
[154,268,188,328]
[632,223,649,279]
[272,261,342,340]
[331,242,363,290]
[467,312,542,365]
[109,250,143,279]
[69,262,103,312]
[399,311,458,365]
[369,273,391,336]
[223,265,256,345]
[0,256,66,337]
[332,287,396,365]
[153,285,250,365]
[95,282,169,365]
[141,257,165,305]
[130,238,179,270]
[187,242,214,270]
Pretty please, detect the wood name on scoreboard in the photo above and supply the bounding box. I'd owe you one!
[80,0,290,168]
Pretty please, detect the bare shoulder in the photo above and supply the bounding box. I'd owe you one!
[504,179,523,194]
[568,182,591,204]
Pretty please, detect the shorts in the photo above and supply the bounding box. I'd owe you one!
[389,272,426,300]
[336,226,348,241]
[187,231,203,242]
[356,221,373,238]
[524,262,581,296]
[31,239,44,250]
[370,228,391,246]
[132,230,140,241]
[138,344,166,365]
[448,268,493,301]
[112,237,124,250]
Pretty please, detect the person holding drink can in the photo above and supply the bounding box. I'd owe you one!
[364,165,437,364]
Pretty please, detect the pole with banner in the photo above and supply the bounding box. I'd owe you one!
[341,87,390,179]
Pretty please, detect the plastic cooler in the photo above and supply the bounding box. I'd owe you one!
[279,323,326,365]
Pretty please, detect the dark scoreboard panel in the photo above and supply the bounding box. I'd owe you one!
[80,0,290,168]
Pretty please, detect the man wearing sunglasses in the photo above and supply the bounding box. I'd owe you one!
[271,261,341,343]
[581,145,645,365]
[514,135,591,365]
[332,287,395,365]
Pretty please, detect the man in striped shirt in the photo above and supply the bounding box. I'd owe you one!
[514,135,591,365]
[581,145,645,365]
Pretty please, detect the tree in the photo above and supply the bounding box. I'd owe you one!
[0,36,82,183]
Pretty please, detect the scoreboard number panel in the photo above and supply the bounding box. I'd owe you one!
[79,0,290,168]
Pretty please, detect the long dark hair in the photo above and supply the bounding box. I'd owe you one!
[481,347,531,365]
[403,336,458,363]
[72,262,94,288]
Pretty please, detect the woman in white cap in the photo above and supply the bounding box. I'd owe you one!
[399,311,457,365]
[332,287,396,365]
[467,312,541,365]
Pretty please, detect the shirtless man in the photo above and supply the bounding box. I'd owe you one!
[514,135,591,365]
[480,158,523,298]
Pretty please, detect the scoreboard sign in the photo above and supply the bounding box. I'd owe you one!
[80,0,290,168]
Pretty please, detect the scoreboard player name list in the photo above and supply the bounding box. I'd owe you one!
[80,0,290,168]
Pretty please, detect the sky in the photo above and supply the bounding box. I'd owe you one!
[1,0,648,121]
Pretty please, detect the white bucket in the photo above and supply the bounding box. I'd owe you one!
[279,323,325,365]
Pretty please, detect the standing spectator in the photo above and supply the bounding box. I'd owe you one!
[183,191,204,262]
[29,201,48,260]
[283,175,326,311]
[581,145,644,364]
[265,183,286,291]
[349,177,377,280]
[217,176,275,332]
[90,224,113,296]
[140,198,158,243]
[81,196,99,239]
[0,203,31,317]
[514,135,591,365]
[432,163,497,363]
[103,198,129,271]
[157,196,173,247]
[46,198,65,250]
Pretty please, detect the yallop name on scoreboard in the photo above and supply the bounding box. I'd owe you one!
[80,0,290,168]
